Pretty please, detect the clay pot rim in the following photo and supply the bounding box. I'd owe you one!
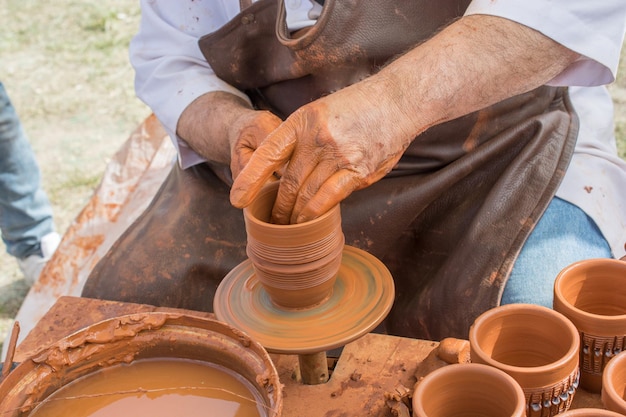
[469,303,580,374]
[242,180,340,231]
[554,258,626,322]
[601,350,626,414]
[244,201,340,229]
[559,409,625,416]
[412,363,526,417]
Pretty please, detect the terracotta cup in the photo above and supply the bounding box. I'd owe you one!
[469,303,580,417]
[553,258,626,393]
[243,181,344,309]
[602,349,626,414]
[559,409,624,416]
[412,363,526,417]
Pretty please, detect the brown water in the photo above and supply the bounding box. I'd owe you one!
[28,358,266,417]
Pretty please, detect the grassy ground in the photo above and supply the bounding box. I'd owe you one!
[0,1,149,347]
[0,2,625,352]
[613,46,626,158]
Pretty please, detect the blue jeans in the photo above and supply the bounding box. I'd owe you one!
[502,196,613,308]
[0,82,54,259]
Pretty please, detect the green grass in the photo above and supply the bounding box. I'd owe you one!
[0,0,149,353]
[0,0,144,123]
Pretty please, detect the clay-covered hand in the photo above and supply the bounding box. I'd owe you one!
[229,110,282,180]
[230,80,415,224]
[177,92,282,180]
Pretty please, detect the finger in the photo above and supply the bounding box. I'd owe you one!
[269,145,322,224]
[230,126,297,208]
[288,158,344,224]
[293,156,397,222]
[231,142,255,179]
[294,169,362,223]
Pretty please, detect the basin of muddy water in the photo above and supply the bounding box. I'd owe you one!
[0,313,282,417]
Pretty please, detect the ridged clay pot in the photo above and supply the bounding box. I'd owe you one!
[243,181,344,309]
[412,363,526,417]
[602,349,626,414]
[469,303,580,417]
[553,258,626,393]
[559,409,625,416]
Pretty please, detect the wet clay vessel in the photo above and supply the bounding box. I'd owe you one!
[0,313,282,417]
[216,180,395,355]
[553,258,626,393]
[602,349,626,414]
[243,181,344,309]
[469,303,580,417]
[412,363,526,417]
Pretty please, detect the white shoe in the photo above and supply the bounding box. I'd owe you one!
[17,232,61,285]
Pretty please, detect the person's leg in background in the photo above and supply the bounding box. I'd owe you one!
[502,196,613,308]
[0,81,60,285]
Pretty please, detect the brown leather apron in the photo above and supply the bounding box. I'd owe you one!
[82,0,578,341]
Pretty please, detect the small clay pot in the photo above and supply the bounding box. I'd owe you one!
[412,363,526,417]
[0,313,282,417]
[553,258,626,393]
[602,350,626,414]
[243,181,344,309]
[469,303,580,417]
[559,409,625,416]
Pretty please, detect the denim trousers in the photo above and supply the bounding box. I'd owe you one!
[502,196,613,308]
[0,82,54,259]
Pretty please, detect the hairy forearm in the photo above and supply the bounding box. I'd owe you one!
[177,91,254,165]
[370,14,581,142]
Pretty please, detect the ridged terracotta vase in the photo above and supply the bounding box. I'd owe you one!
[553,258,626,393]
[243,181,344,309]
[412,363,526,417]
[602,349,626,414]
[469,303,580,417]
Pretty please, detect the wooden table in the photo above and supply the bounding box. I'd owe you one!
[10,296,604,416]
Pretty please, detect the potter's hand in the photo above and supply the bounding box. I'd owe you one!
[230,80,415,224]
[230,15,581,224]
[229,110,282,179]
[177,92,281,179]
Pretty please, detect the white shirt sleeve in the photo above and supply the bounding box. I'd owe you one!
[129,0,320,168]
[465,0,626,86]
[129,1,250,168]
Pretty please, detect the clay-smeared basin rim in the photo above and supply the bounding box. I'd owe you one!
[0,312,282,417]
[213,245,395,354]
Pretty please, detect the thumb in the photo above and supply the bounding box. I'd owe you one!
[230,126,296,208]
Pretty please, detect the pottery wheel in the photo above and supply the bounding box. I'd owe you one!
[214,245,395,354]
